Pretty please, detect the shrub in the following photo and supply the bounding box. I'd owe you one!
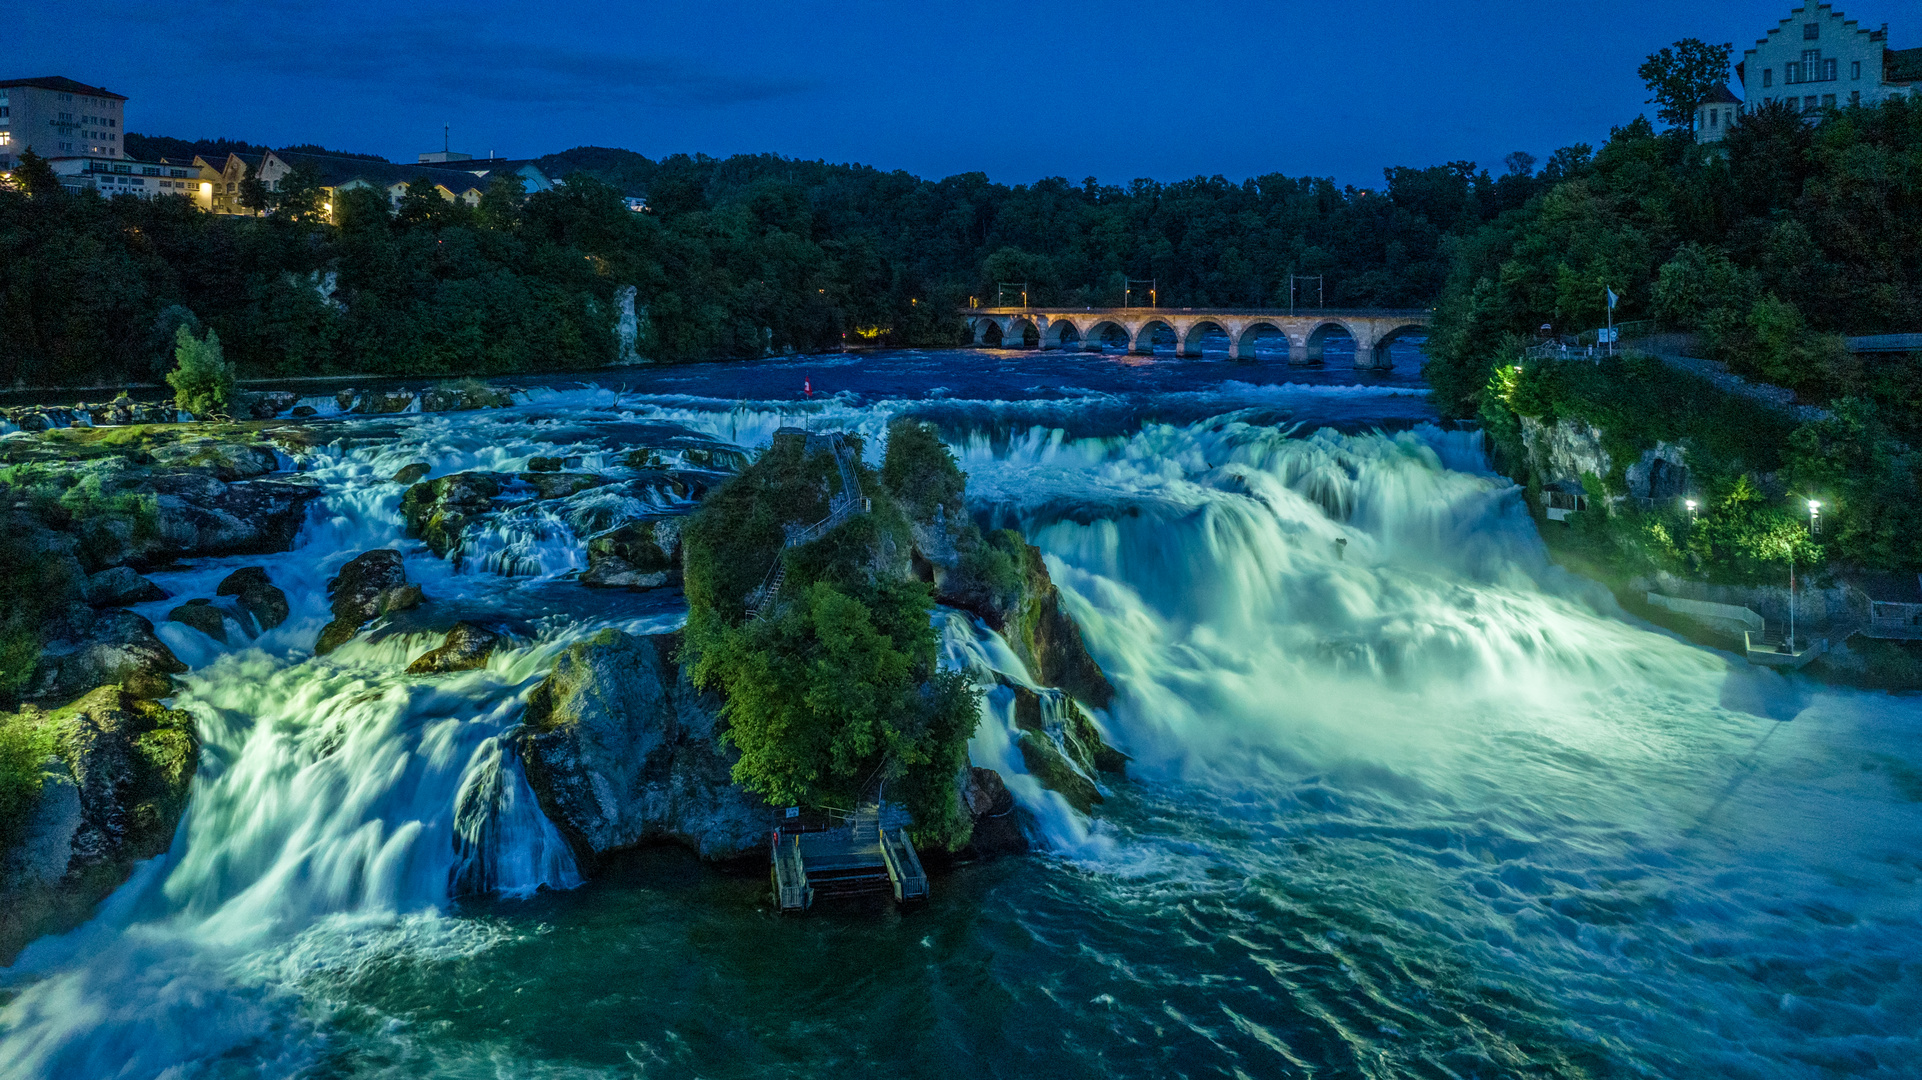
[166,326,234,417]
[0,710,54,852]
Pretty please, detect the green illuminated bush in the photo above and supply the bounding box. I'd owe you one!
[165,327,234,417]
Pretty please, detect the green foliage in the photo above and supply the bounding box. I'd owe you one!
[1426,95,1922,421]
[0,709,55,853]
[682,430,984,846]
[166,327,234,416]
[880,419,966,520]
[1637,39,1734,129]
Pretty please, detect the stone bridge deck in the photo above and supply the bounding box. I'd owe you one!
[964,306,1432,367]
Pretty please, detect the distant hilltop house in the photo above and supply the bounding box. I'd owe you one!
[1696,0,1921,143]
[0,74,555,220]
[221,149,557,220]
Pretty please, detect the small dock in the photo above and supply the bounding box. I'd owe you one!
[771,802,927,913]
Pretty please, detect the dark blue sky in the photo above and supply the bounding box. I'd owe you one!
[16,0,1914,187]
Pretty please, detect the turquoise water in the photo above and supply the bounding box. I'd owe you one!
[3,350,1920,1079]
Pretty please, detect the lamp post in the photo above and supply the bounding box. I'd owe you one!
[1808,499,1821,537]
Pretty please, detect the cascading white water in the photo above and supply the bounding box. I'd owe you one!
[3,367,1918,1078]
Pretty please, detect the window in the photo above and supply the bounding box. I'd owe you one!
[142,166,158,176]
[1852,60,1862,79]
[170,168,187,177]
[1805,22,1819,40]
[1823,93,1836,108]
[1709,109,1720,129]
[1806,95,1819,111]
[0,106,8,117]
[1822,58,1836,80]
[1851,90,1861,104]
[1764,67,1773,87]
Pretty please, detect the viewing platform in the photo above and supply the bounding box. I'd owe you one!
[771,802,927,913]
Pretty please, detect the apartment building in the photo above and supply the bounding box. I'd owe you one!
[0,75,126,170]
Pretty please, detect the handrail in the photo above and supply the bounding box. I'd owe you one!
[749,433,868,621]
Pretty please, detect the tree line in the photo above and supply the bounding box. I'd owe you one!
[0,140,1556,388]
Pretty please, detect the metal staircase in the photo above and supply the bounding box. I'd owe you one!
[748,430,869,621]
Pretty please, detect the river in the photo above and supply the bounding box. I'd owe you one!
[2,347,1919,1079]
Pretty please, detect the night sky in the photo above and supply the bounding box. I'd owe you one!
[14,0,1914,187]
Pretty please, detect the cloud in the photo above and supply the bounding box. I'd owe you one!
[117,3,818,109]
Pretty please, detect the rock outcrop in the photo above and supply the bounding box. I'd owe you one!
[316,549,422,655]
[407,622,503,674]
[85,566,167,608]
[168,600,229,643]
[0,687,198,963]
[216,566,290,631]
[390,462,431,486]
[517,629,774,863]
[28,610,187,702]
[960,767,1027,857]
[581,518,683,590]
[1006,684,1125,815]
[400,471,503,559]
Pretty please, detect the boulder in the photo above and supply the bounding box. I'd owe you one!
[960,767,1027,857]
[84,566,166,608]
[242,390,298,420]
[526,456,564,473]
[28,611,187,703]
[168,600,229,643]
[1005,683,1125,815]
[147,440,279,482]
[216,566,290,632]
[517,629,774,863]
[581,518,683,590]
[353,390,417,415]
[291,406,318,418]
[517,472,613,501]
[148,479,322,565]
[0,687,198,964]
[391,462,431,486]
[419,382,515,412]
[316,549,422,655]
[400,471,503,559]
[407,622,503,674]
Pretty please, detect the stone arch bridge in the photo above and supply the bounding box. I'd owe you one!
[964,307,1432,367]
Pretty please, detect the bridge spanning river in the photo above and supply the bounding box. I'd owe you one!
[964,306,1431,367]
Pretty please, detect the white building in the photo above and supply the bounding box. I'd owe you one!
[1737,1,1920,115]
[0,75,126,171]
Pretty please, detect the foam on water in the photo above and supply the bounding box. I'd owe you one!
[2,355,1919,1078]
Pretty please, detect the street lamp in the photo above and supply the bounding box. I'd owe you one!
[1807,499,1821,537]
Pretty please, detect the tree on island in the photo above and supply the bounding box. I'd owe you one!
[166,326,234,416]
[1637,38,1734,129]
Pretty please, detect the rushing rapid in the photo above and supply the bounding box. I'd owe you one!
[2,349,1919,1079]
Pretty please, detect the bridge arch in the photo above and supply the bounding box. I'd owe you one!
[1178,320,1231,357]
[1132,318,1178,355]
[1360,323,1427,370]
[1305,320,1365,365]
[1084,320,1131,352]
[1230,321,1289,362]
[1001,317,1039,349]
[1042,318,1083,350]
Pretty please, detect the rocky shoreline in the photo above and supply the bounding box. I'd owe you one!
[1,397,1126,959]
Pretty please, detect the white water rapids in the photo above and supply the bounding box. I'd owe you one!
[1,373,1918,1078]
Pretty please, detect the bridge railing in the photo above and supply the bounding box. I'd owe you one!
[963,306,1434,319]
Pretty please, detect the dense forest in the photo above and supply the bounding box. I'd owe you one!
[0,141,1549,388]
[1435,94,1922,577]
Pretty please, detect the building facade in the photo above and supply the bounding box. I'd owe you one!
[0,75,126,171]
[1737,0,1920,115]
